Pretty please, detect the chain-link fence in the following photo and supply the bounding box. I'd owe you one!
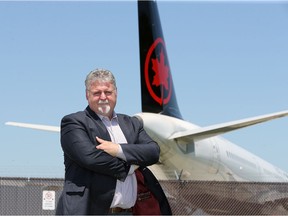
[160,180,288,215]
[0,177,63,215]
[1,177,288,215]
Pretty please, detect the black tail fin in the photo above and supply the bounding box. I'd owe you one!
[138,0,182,119]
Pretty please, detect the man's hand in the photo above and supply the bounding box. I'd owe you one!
[95,136,120,157]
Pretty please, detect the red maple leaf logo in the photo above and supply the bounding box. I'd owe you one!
[151,49,169,90]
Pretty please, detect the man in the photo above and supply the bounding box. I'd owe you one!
[56,68,171,215]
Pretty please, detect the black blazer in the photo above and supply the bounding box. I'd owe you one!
[56,106,171,215]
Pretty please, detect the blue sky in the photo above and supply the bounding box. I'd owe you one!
[1,1,288,178]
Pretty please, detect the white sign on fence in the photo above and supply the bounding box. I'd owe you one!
[42,190,55,210]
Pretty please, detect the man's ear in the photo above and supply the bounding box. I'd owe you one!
[85,90,89,100]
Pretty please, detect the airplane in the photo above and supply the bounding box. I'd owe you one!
[5,1,288,183]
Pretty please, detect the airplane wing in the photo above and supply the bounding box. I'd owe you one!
[5,110,288,140]
[169,110,288,142]
[5,121,60,132]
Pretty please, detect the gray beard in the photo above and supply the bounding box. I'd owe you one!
[98,104,111,115]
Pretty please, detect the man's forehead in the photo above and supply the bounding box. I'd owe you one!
[89,80,114,89]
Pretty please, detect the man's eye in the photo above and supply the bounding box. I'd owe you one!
[104,91,112,96]
[92,91,113,97]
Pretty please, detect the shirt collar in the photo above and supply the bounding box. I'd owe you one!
[97,111,118,122]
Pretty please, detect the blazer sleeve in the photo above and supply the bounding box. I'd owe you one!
[61,113,130,181]
[120,116,160,167]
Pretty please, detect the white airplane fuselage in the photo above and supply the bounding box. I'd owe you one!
[135,113,288,182]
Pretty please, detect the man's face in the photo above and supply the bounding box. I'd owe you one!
[86,80,117,119]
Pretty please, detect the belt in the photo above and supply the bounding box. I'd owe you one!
[109,207,133,214]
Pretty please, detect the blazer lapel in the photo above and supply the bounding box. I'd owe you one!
[118,114,133,144]
[85,106,111,141]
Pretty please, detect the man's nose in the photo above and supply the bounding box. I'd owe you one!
[100,92,107,99]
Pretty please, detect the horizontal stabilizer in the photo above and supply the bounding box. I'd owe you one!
[169,110,288,141]
[5,121,60,132]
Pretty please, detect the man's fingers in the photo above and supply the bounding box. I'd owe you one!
[96,136,103,142]
[96,144,102,149]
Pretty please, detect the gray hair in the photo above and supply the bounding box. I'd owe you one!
[85,68,117,90]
